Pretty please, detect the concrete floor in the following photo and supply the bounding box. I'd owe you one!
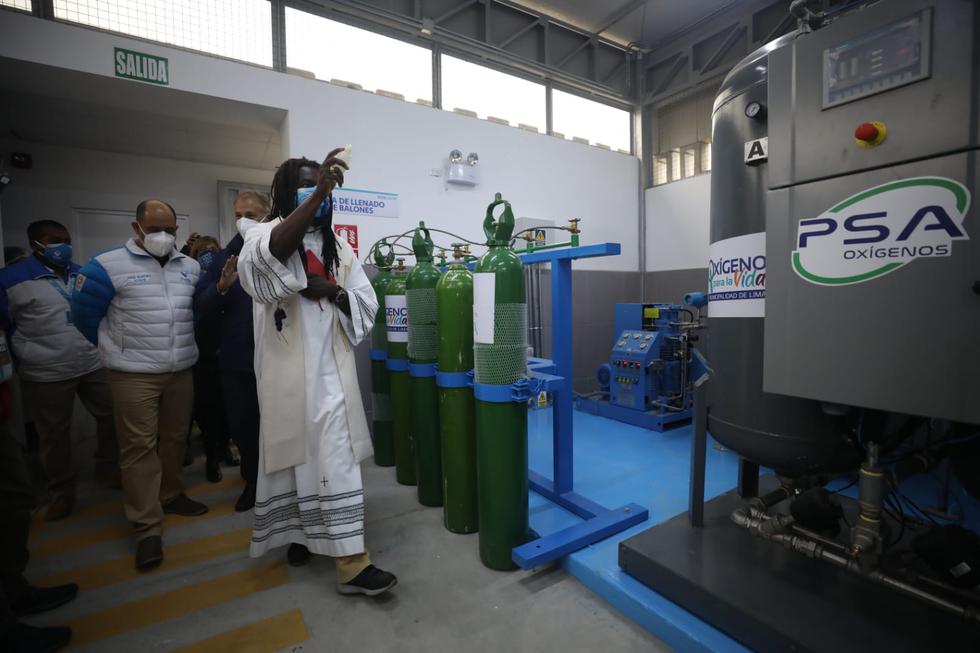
[23,431,670,652]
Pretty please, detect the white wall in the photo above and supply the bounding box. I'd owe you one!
[0,138,271,258]
[645,173,711,272]
[0,12,640,272]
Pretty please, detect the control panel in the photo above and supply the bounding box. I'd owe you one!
[610,330,658,411]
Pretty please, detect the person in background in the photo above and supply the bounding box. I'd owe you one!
[3,247,26,266]
[195,191,269,511]
[3,246,40,485]
[237,153,397,596]
[0,220,119,521]
[70,200,208,570]
[0,340,77,653]
[187,235,228,483]
[180,232,199,257]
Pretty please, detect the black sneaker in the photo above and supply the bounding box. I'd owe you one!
[135,536,163,570]
[12,584,78,617]
[337,565,397,597]
[205,458,223,483]
[235,484,256,513]
[287,543,310,567]
[0,622,72,653]
[162,494,208,516]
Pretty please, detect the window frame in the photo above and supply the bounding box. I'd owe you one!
[49,0,276,69]
[438,48,549,132]
[549,83,635,154]
[283,1,435,102]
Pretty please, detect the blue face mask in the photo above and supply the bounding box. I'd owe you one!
[198,250,217,272]
[35,241,72,267]
[296,187,332,222]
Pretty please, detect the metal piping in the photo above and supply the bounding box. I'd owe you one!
[730,504,980,625]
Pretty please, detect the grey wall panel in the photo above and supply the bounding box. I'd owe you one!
[643,268,707,304]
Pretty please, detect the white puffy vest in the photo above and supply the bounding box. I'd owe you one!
[95,239,200,373]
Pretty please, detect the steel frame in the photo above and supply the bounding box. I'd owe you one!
[511,242,649,569]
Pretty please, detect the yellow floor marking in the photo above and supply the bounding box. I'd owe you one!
[67,561,289,648]
[34,498,239,558]
[170,609,309,653]
[36,528,252,591]
[64,475,243,523]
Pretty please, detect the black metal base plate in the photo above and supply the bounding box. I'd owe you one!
[619,487,980,653]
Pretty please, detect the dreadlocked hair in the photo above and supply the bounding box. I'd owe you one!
[269,156,340,275]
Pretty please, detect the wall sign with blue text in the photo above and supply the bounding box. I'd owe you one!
[333,188,398,219]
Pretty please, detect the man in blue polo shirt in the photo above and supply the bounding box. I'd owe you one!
[0,220,118,521]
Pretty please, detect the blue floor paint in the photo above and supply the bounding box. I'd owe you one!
[526,408,751,652]
[526,408,980,651]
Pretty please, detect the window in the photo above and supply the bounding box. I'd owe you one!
[653,156,668,186]
[1,0,32,11]
[286,8,432,102]
[441,55,545,130]
[669,149,682,182]
[683,146,696,178]
[700,140,712,172]
[552,89,631,152]
[53,0,273,66]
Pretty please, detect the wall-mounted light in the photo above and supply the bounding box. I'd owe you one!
[447,149,479,186]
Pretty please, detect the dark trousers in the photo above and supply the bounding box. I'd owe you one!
[192,357,226,464]
[0,415,36,634]
[221,370,259,487]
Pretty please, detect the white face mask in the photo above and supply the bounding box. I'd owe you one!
[236,217,258,236]
[139,226,176,257]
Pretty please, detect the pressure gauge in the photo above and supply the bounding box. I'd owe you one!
[745,101,766,120]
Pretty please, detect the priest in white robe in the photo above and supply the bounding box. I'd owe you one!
[236,151,397,596]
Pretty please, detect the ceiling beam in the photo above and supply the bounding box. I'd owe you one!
[555,35,594,70]
[497,16,542,49]
[601,54,630,85]
[763,10,796,43]
[593,0,647,36]
[434,0,479,26]
[698,24,746,74]
[651,53,687,96]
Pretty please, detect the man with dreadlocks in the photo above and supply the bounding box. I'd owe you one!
[236,150,397,596]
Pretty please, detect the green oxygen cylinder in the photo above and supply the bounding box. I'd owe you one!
[474,193,528,570]
[370,241,396,467]
[386,258,415,485]
[437,243,478,533]
[406,222,444,507]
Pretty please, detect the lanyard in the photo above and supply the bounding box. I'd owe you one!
[45,275,73,303]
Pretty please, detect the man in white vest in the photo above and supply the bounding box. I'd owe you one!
[237,152,397,596]
[71,200,208,570]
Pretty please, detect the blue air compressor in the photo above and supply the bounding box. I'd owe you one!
[574,294,709,431]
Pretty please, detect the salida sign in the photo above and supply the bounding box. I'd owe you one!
[793,177,971,285]
[114,47,169,85]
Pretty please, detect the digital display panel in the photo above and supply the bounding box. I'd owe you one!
[823,10,931,109]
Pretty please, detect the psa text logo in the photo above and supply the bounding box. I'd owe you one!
[792,177,970,285]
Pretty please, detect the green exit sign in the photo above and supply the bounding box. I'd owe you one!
[113,47,169,85]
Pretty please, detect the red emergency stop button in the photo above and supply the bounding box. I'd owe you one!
[855,121,887,148]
